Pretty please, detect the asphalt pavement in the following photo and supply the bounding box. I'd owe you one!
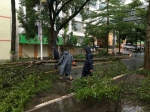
[44,49,144,80]
[71,51,144,79]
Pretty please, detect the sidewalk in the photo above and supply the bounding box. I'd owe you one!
[108,48,132,54]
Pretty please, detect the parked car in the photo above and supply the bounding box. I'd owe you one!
[137,45,145,51]
[133,44,145,51]
[123,43,136,50]
[123,43,144,51]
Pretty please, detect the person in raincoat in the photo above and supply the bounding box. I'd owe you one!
[81,46,93,77]
[57,50,73,80]
[52,47,59,71]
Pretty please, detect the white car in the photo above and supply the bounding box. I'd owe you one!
[123,43,136,50]
[137,45,145,51]
[124,43,144,51]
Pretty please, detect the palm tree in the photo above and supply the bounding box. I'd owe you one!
[11,0,16,61]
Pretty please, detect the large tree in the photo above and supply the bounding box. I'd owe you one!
[11,0,16,61]
[17,0,96,50]
[83,0,143,53]
[83,0,128,53]
[144,0,150,70]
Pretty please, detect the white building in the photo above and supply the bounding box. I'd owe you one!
[0,1,12,60]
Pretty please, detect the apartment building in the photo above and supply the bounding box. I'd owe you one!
[123,3,148,45]
[0,1,11,60]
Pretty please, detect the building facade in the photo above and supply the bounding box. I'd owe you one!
[0,1,11,60]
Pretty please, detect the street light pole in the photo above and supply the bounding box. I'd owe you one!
[35,0,49,60]
[112,29,115,55]
[38,20,43,60]
[36,0,47,60]
[40,0,43,60]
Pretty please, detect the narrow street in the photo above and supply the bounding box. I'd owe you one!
[45,49,144,79]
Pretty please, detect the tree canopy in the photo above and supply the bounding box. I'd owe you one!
[17,0,96,47]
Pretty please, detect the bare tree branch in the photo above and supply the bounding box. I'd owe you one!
[56,0,73,17]
[58,0,90,31]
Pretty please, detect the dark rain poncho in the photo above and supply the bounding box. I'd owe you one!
[82,46,93,77]
[52,47,59,60]
[57,51,73,75]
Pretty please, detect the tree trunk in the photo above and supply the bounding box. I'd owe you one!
[144,1,150,70]
[118,36,121,53]
[11,0,16,61]
[135,35,137,51]
[140,41,141,51]
[49,29,59,56]
[106,0,109,54]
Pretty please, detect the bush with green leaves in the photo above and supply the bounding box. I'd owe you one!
[0,64,57,112]
[72,61,128,101]
[133,76,150,104]
[73,54,85,59]
[132,69,150,104]
[135,68,150,76]
[97,49,109,57]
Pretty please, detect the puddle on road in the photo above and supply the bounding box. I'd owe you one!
[121,99,150,112]
[122,104,144,112]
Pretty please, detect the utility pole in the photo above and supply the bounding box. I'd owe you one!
[112,29,115,55]
[36,0,47,60]
[38,20,43,60]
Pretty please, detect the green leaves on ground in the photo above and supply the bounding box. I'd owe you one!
[0,64,57,112]
[72,61,128,101]
[132,69,150,103]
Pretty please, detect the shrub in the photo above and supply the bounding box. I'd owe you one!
[134,77,150,103]
[0,64,57,112]
[97,49,109,57]
[72,61,128,101]
[135,68,150,76]
[73,54,85,59]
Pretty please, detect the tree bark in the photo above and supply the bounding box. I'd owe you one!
[144,1,150,70]
[11,0,16,61]
[49,29,59,56]
[48,0,90,54]
[118,36,121,53]
[106,0,109,54]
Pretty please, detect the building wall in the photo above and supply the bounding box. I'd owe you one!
[0,1,11,60]
[37,45,48,58]
[22,44,34,57]
[108,33,113,46]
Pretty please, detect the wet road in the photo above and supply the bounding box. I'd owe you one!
[60,52,144,79]
[121,52,144,70]
[44,50,144,79]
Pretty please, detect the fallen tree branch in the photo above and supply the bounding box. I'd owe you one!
[0,55,130,66]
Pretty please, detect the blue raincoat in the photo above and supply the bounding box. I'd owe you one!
[82,46,93,77]
[57,51,73,76]
[52,47,59,60]
[52,47,59,70]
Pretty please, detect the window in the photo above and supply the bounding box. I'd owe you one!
[73,22,83,32]
[76,13,81,18]
[77,36,83,44]
[90,1,97,8]
[128,10,136,16]
[99,4,105,9]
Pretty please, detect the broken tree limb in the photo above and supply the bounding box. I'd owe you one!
[0,54,130,65]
